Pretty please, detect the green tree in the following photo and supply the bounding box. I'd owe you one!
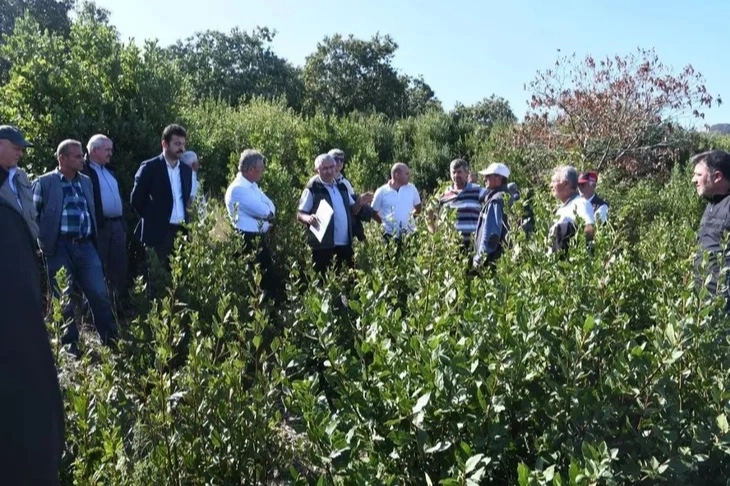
[0,0,74,81]
[168,27,303,110]
[451,94,517,128]
[402,75,442,116]
[0,10,188,188]
[301,33,410,118]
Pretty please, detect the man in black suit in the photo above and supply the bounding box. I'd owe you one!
[0,169,64,485]
[130,124,193,268]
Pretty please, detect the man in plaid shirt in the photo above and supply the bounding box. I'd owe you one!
[32,139,118,357]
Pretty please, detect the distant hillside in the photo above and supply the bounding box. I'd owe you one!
[709,123,730,134]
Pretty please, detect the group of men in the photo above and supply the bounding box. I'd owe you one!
[0,124,205,359]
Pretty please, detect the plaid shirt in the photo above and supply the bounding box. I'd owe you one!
[33,170,92,238]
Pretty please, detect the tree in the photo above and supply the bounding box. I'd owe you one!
[168,27,303,110]
[0,11,188,184]
[514,47,722,177]
[402,75,442,116]
[301,33,409,118]
[451,95,516,128]
[0,0,74,81]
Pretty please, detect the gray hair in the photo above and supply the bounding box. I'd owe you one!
[86,134,112,153]
[328,148,345,159]
[238,149,265,173]
[450,158,469,172]
[181,150,198,167]
[314,153,335,170]
[553,165,579,190]
[56,139,82,157]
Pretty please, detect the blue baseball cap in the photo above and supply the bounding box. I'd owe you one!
[0,125,33,147]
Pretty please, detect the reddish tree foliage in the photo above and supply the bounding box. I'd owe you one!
[513,48,722,177]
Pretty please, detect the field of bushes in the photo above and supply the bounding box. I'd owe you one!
[3,3,730,484]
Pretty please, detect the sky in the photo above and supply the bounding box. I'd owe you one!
[93,0,729,126]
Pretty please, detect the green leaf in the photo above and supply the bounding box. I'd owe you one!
[517,462,530,486]
[583,315,595,333]
[412,391,431,415]
[465,453,484,473]
[252,335,262,350]
[717,413,729,434]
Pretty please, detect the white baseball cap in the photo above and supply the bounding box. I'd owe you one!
[478,162,510,178]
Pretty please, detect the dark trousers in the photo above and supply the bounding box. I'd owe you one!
[45,238,118,344]
[237,230,279,302]
[97,217,127,299]
[153,224,185,270]
[312,245,354,275]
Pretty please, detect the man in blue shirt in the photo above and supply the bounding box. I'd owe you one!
[32,139,118,357]
[82,134,127,304]
[473,163,513,268]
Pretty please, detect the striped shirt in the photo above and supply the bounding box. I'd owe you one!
[33,170,92,238]
[439,183,486,243]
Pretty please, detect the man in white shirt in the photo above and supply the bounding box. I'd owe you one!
[578,170,609,223]
[372,162,422,240]
[549,165,596,255]
[225,149,278,300]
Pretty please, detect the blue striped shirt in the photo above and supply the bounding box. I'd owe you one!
[33,170,92,238]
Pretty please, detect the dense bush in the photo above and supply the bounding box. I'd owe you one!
[51,165,730,484]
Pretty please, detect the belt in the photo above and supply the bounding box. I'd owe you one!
[59,234,92,244]
[104,216,123,221]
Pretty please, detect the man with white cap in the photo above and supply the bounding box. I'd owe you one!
[0,125,38,239]
[473,162,513,267]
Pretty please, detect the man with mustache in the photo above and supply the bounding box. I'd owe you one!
[130,124,193,268]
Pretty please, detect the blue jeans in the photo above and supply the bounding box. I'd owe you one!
[46,239,118,344]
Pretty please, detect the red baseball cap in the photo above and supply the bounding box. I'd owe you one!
[578,171,598,184]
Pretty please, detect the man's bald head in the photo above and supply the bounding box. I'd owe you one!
[391,162,411,187]
[391,162,408,178]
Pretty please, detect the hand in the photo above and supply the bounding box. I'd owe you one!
[309,214,320,229]
[358,192,374,206]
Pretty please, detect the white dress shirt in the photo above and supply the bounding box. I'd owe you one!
[165,157,186,224]
[372,182,421,236]
[585,194,608,223]
[225,173,275,233]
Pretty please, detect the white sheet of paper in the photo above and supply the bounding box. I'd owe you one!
[309,199,334,242]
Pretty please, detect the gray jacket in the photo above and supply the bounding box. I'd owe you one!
[32,170,98,256]
[0,167,38,240]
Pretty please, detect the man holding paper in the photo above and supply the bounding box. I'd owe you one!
[297,153,373,274]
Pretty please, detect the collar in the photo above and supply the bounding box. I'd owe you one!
[7,166,17,180]
[54,168,79,182]
[559,192,580,208]
[708,191,730,204]
[236,173,257,188]
[162,153,179,168]
[89,160,104,170]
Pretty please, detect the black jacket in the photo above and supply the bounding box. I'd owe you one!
[81,158,124,230]
[0,196,64,485]
[130,155,192,246]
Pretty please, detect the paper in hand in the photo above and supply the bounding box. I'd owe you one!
[309,199,334,242]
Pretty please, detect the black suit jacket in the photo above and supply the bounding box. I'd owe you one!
[130,154,192,246]
[81,158,124,230]
[0,198,64,485]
